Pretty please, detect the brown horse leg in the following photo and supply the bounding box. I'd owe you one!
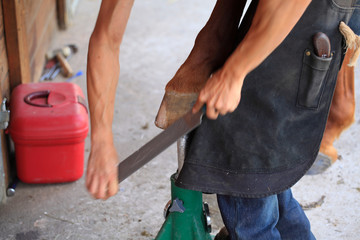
[155,0,247,129]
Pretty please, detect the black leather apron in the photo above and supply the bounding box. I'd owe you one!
[176,0,358,198]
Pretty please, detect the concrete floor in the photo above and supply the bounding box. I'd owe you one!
[0,0,359,239]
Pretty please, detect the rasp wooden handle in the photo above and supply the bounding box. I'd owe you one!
[56,52,74,78]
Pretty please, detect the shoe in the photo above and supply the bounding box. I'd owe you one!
[214,227,230,240]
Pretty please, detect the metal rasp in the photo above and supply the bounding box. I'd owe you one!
[118,109,204,183]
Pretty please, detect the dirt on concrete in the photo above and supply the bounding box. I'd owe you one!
[0,0,359,239]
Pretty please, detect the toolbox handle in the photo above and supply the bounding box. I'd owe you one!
[77,96,88,113]
[24,90,52,107]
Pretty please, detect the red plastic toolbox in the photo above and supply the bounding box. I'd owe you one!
[8,82,89,183]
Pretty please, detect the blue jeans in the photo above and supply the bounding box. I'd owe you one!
[217,189,316,240]
[349,7,360,35]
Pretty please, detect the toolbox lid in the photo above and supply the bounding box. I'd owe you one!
[9,83,89,142]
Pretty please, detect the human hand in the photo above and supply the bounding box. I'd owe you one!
[86,139,119,200]
[192,68,243,119]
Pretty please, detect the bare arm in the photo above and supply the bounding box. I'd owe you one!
[193,0,312,119]
[86,0,134,200]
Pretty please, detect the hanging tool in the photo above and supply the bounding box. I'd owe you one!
[40,44,78,81]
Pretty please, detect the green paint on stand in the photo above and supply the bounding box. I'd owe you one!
[155,174,214,240]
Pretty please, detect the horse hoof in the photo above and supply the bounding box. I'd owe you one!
[155,91,198,129]
[306,153,332,175]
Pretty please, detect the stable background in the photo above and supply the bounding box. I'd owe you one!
[0,0,359,239]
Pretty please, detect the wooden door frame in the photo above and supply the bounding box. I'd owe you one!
[0,0,72,203]
[2,0,31,90]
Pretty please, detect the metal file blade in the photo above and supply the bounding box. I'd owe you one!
[118,109,203,183]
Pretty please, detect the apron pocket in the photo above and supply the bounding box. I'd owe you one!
[296,49,332,109]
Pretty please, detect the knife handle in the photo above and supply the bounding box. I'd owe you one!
[313,32,331,58]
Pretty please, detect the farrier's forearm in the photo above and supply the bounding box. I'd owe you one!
[224,0,311,81]
[87,38,119,142]
[87,0,134,142]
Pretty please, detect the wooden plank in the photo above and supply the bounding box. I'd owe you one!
[57,0,67,30]
[30,9,57,82]
[0,0,9,204]
[57,0,79,30]
[0,45,9,86]
[0,0,3,46]
[2,0,31,89]
[23,0,43,33]
[0,0,4,79]
[0,2,9,85]
[27,0,56,62]
[0,29,4,54]
[0,31,4,56]
[0,72,10,99]
[0,0,9,98]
